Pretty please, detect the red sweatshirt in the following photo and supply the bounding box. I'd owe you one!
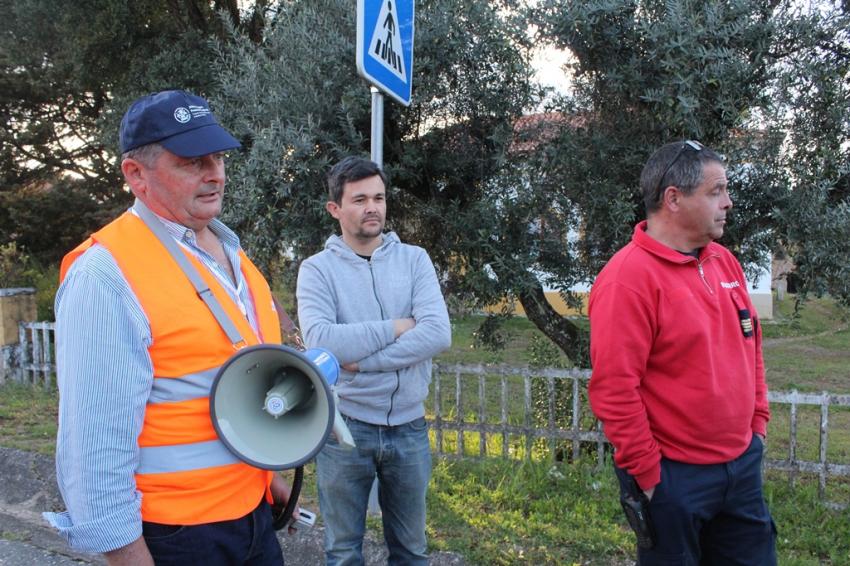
[588,221,770,490]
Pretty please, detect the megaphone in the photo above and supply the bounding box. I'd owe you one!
[209,344,355,531]
[210,344,354,470]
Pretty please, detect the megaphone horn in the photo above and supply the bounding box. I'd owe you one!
[210,345,354,471]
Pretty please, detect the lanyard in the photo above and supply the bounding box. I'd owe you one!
[134,199,246,349]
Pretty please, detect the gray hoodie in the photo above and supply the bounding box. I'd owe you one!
[296,232,451,426]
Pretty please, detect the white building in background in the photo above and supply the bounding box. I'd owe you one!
[746,262,773,319]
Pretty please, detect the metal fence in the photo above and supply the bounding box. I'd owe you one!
[4,323,849,507]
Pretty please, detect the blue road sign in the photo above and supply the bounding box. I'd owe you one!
[356,0,415,106]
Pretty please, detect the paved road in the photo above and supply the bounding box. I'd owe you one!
[0,505,100,565]
[0,540,89,565]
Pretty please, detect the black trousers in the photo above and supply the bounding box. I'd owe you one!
[616,435,777,565]
[142,499,284,565]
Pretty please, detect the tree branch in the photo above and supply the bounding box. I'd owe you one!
[516,283,588,366]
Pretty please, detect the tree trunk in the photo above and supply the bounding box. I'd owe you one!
[516,284,589,367]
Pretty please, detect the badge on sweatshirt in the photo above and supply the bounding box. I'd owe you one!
[730,291,754,338]
[738,308,754,337]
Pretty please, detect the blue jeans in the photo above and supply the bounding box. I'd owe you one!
[616,435,777,565]
[317,415,432,566]
[142,499,284,565]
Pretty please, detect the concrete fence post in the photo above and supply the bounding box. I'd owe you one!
[0,287,37,383]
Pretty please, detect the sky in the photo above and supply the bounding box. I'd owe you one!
[531,45,572,96]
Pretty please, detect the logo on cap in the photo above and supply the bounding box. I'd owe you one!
[174,107,192,124]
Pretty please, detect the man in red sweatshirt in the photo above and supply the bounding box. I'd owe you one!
[588,141,776,564]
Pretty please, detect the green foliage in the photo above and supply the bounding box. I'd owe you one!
[533,0,781,274]
[528,334,568,369]
[769,7,850,306]
[0,0,266,263]
[214,0,541,282]
[0,243,34,288]
[214,0,366,274]
[0,0,223,190]
[0,244,58,319]
[31,264,59,321]
[528,334,592,460]
[212,0,597,360]
[471,314,512,353]
[3,0,849,367]
[0,177,122,265]
[534,0,850,293]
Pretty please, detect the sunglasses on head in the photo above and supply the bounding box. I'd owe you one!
[653,140,703,204]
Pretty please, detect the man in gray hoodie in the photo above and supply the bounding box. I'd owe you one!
[296,156,451,565]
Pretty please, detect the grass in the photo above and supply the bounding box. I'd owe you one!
[427,458,631,565]
[765,473,850,565]
[1,295,850,563]
[428,295,850,564]
[0,382,58,455]
[761,296,850,392]
[426,458,850,566]
[760,296,848,339]
[438,315,574,366]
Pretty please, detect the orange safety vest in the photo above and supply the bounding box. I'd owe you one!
[61,212,282,525]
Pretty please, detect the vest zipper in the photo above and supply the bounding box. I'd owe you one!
[368,259,400,425]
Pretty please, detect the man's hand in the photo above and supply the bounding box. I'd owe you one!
[270,474,298,513]
[104,536,154,566]
[270,473,300,534]
[642,486,655,502]
[338,317,421,373]
[393,318,416,338]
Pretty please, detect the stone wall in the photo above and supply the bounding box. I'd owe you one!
[0,288,36,382]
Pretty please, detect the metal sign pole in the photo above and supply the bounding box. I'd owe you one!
[367,85,384,515]
[357,0,415,517]
[370,87,384,168]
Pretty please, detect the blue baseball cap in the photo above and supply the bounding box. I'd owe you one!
[119,90,241,158]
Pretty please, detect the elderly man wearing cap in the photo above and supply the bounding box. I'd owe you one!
[43,90,291,565]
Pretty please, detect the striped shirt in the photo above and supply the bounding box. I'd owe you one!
[43,204,260,553]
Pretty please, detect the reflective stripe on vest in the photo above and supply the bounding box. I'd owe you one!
[148,367,219,404]
[137,439,240,474]
[62,212,282,525]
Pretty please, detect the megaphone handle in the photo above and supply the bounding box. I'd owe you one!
[271,466,303,531]
[333,407,357,449]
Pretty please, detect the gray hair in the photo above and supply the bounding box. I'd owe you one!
[640,141,724,214]
[122,142,165,167]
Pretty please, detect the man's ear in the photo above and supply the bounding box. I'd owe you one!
[661,186,682,212]
[121,158,147,199]
[326,201,341,219]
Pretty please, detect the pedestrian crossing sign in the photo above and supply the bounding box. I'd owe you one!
[356,0,415,106]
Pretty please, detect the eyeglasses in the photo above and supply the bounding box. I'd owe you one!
[653,140,703,204]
